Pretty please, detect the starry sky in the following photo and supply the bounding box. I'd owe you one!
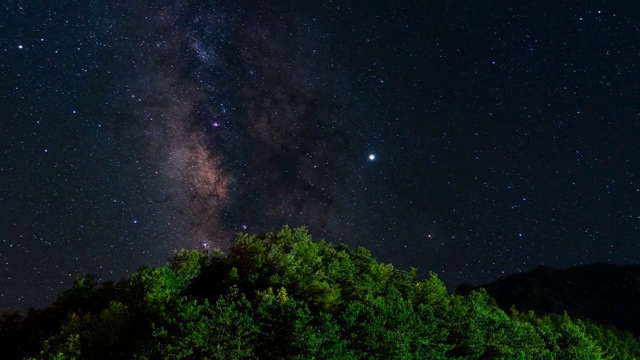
[2,1,639,312]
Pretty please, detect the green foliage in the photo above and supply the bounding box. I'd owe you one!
[341,292,449,359]
[6,226,640,359]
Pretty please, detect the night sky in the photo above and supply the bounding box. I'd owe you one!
[2,1,639,312]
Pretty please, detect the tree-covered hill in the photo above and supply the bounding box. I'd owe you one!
[456,262,640,337]
[2,226,639,359]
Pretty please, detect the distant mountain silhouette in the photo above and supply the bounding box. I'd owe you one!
[456,262,640,336]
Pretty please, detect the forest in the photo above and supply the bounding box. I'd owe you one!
[2,226,639,359]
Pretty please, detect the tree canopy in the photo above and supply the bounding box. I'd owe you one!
[3,226,639,359]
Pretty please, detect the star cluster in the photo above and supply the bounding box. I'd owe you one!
[2,1,639,312]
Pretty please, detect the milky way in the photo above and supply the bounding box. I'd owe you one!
[104,1,367,251]
[104,3,235,250]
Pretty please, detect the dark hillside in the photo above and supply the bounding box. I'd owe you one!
[458,262,640,336]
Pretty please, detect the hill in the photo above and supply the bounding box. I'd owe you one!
[457,262,640,337]
[2,226,639,359]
